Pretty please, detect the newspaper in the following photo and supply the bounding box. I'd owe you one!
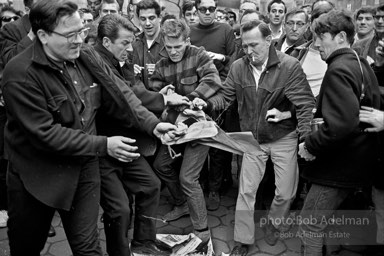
[132,233,215,256]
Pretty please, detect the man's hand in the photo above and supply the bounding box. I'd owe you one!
[159,84,175,95]
[298,142,316,161]
[207,51,226,62]
[266,108,291,122]
[192,98,207,110]
[107,136,140,162]
[359,106,384,132]
[164,93,190,106]
[153,122,177,139]
[134,64,144,75]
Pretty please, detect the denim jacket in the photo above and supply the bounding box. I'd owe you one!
[222,46,314,144]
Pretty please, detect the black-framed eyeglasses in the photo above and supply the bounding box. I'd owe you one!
[1,16,19,22]
[50,27,90,43]
[285,21,306,29]
[374,15,384,20]
[197,6,216,14]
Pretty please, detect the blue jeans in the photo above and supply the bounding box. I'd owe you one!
[153,143,209,230]
[299,184,351,256]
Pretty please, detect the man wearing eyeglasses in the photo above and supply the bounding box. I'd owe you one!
[273,8,309,55]
[354,4,384,66]
[190,0,235,212]
[1,1,177,255]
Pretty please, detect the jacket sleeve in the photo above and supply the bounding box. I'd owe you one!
[131,80,165,114]
[0,23,33,65]
[305,66,361,155]
[189,49,222,101]
[2,78,108,156]
[284,60,315,141]
[86,47,160,136]
[221,62,238,108]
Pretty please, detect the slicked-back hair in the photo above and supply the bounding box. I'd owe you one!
[24,0,34,9]
[194,0,217,9]
[97,13,137,43]
[311,2,333,22]
[136,0,161,18]
[30,0,78,35]
[241,19,270,38]
[240,9,260,23]
[377,4,384,13]
[100,0,120,11]
[161,18,190,41]
[267,0,286,13]
[311,0,335,11]
[355,6,375,20]
[312,10,355,45]
[285,8,308,23]
[182,0,195,17]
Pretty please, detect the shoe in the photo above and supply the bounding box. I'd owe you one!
[194,229,211,253]
[162,202,189,222]
[48,225,56,237]
[0,210,8,228]
[131,239,172,256]
[230,244,249,256]
[207,191,220,211]
[263,223,279,246]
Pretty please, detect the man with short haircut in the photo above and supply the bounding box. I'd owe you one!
[182,0,199,26]
[1,1,178,256]
[94,14,188,256]
[226,8,236,27]
[216,9,228,24]
[267,0,286,40]
[273,8,308,55]
[80,8,94,24]
[354,4,384,65]
[222,20,315,255]
[299,10,381,255]
[190,0,235,211]
[239,0,259,19]
[132,0,163,89]
[355,7,375,42]
[87,0,101,18]
[151,18,224,248]
[99,0,119,17]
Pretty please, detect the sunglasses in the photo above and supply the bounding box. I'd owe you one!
[197,6,216,13]
[1,16,19,22]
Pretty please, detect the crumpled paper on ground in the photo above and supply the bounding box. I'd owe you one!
[132,233,214,256]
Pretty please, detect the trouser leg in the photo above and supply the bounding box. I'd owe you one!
[299,184,350,256]
[99,157,131,256]
[153,144,185,206]
[234,149,268,245]
[122,156,161,241]
[60,157,102,256]
[7,163,55,256]
[179,143,209,230]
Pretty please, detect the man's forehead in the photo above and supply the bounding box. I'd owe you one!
[376,10,384,15]
[270,3,285,11]
[199,0,216,7]
[286,13,306,21]
[139,8,158,17]
[358,13,373,18]
[56,12,83,31]
[101,3,119,10]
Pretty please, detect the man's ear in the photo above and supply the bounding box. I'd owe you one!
[36,29,49,45]
[265,35,272,46]
[102,36,111,49]
[337,31,347,44]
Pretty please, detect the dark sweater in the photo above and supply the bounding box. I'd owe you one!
[190,22,235,81]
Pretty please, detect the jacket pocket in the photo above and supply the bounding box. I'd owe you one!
[179,75,198,95]
[47,95,74,125]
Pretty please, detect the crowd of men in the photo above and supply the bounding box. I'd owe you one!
[0,0,384,256]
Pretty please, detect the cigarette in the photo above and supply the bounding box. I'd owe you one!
[252,55,256,62]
